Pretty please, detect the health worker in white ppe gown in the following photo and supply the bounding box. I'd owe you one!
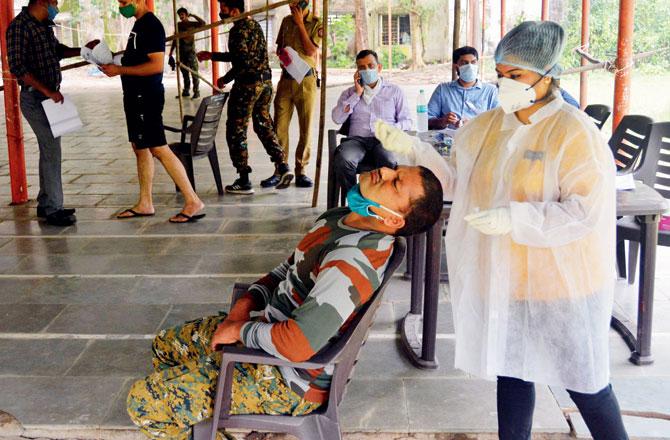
[375,21,629,440]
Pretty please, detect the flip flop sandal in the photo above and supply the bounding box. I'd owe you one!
[169,212,206,223]
[116,208,155,219]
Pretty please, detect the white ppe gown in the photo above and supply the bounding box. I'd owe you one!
[411,95,616,393]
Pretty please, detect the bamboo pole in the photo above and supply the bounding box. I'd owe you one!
[177,61,225,93]
[311,0,328,208]
[172,0,184,121]
[579,0,590,108]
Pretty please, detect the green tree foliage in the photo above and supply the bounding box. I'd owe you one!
[327,14,356,68]
[562,0,670,71]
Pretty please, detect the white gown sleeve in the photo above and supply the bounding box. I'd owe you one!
[395,137,457,201]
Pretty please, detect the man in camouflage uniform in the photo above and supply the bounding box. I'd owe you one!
[197,0,292,195]
[126,165,445,440]
[169,7,205,99]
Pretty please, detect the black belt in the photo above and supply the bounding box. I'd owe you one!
[236,71,273,84]
[281,68,315,80]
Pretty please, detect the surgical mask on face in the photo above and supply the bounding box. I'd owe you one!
[458,63,478,83]
[46,4,59,21]
[497,77,539,114]
[346,184,403,221]
[359,69,379,85]
[219,11,230,19]
[119,3,137,18]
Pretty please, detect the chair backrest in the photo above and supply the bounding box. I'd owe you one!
[634,122,670,200]
[311,237,406,417]
[190,94,229,157]
[584,104,611,130]
[608,114,654,173]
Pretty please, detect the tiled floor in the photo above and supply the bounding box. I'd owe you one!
[0,75,668,440]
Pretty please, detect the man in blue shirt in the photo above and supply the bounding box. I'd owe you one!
[428,46,498,130]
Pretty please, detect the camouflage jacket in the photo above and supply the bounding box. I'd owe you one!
[212,17,271,84]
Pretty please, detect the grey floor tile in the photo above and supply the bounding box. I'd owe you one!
[131,277,235,304]
[0,278,45,303]
[14,255,118,275]
[61,220,148,236]
[252,236,300,254]
[0,339,88,375]
[0,237,89,255]
[405,378,568,432]
[140,219,225,235]
[103,255,203,275]
[383,277,412,303]
[67,339,153,377]
[393,301,454,334]
[221,219,308,235]
[195,253,287,275]
[45,304,170,335]
[102,377,139,427]
[162,236,257,256]
[79,237,171,255]
[159,303,230,330]
[609,377,670,414]
[571,414,670,439]
[0,304,65,332]
[339,379,408,431]
[27,277,139,304]
[609,333,670,378]
[0,376,126,426]
[0,255,26,274]
[371,302,396,333]
[0,220,66,236]
[356,339,464,379]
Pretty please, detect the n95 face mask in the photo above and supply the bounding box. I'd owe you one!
[497,77,537,114]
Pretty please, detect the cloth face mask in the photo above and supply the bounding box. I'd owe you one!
[458,63,478,83]
[346,184,403,221]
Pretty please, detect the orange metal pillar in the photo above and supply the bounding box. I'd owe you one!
[1,0,28,204]
[500,0,506,38]
[210,0,219,89]
[541,0,549,20]
[613,0,634,129]
[146,0,155,11]
[579,0,590,108]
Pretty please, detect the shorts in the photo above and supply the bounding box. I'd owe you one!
[123,87,167,149]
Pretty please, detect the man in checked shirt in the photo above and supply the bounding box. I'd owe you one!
[331,49,413,194]
[6,0,98,226]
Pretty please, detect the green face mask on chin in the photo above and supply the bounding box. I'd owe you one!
[119,3,136,18]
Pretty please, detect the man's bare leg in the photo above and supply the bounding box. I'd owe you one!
[149,145,205,222]
[117,144,156,218]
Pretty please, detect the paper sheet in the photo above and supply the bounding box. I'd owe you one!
[81,41,117,66]
[615,172,636,191]
[279,46,311,84]
[41,96,83,138]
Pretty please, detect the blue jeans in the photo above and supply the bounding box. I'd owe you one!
[20,89,63,216]
[333,136,397,194]
[497,376,629,440]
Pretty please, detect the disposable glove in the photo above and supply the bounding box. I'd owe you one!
[464,207,512,235]
[168,55,176,71]
[374,120,415,157]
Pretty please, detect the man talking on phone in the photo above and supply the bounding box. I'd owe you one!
[331,49,412,193]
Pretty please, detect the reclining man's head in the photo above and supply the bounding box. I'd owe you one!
[347,165,443,237]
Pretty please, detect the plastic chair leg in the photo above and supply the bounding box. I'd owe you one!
[208,145,224,195]
[616,240,627,279]
[627,241,640,285]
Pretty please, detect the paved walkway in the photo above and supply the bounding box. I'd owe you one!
[0,74,669,439]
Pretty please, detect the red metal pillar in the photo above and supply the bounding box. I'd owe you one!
[579,0,590,109]
[541,0,549,20]
[210,0,219,89]
[146,0,155,12]
[613,0,634,129]
[500,0,506,38]
[1,0,28,204]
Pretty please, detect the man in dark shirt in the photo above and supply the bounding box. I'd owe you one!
[6,0,98,226]
[168,7,205,99]
[197,0,292,195]
[100,0,205,223]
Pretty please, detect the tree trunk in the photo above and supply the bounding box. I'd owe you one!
[409,0,425,70]
[452,0,461,79]
[354,0,369,53]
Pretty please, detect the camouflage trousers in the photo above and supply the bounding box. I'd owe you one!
[127,314,321,440]
[178,49,199,93]
[226,80,285,174]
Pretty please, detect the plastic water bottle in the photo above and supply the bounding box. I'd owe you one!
[416,89,428,132]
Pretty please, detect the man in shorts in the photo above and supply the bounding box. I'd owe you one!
[101,0,205,223]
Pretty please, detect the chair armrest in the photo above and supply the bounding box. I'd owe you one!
[218,345,328,370]
[164,115,196,134]
[164,125,182,133]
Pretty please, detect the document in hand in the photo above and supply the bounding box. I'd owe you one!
[81,40,114,65]
[41,96,83,138]
[279,46,311,84]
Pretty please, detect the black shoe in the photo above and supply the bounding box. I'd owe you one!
[191,91,200,99]
[45,210,76,226]
[260,174,280,188]
[176,91,190,98]
[225,178,255,195]
[37,207,75,218]
[295,174,313,188]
